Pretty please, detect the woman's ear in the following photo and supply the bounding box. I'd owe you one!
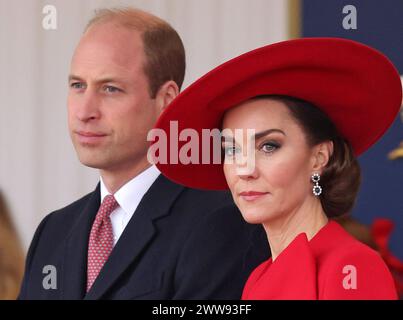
[312,141,334,172]
[155,80,180,115]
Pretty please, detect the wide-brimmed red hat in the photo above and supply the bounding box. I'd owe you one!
[152,37,402,190]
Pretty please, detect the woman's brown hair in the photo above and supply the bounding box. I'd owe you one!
[262,95,361,218]
[0,191,24,299]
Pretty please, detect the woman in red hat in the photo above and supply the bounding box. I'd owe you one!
[152,38,402,299]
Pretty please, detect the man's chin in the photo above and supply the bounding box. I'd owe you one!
[76,155,109,170]
[80,161,103,169]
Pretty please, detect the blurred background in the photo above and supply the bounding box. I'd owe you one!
[0,0,402,298]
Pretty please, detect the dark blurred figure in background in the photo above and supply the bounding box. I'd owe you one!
[0,191,24,299]
[335,216,377,249]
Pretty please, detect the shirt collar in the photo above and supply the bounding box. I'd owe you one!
[100,165,161,215]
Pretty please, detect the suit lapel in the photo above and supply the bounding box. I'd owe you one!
[61,184,101,299]
[84,175,185,300]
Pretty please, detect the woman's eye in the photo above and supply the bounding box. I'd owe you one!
[260,142,280,154]
[223,146,240,157]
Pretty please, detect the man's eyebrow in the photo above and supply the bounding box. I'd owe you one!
[68,75,126,84]
[68,74,83,82]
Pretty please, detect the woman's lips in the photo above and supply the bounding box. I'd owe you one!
[239,191,269,201]
[75,131,107,144]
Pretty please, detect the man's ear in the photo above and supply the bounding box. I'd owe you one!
[312,141,334,172]
[155,80,180,115]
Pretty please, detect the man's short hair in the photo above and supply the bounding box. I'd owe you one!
[86,7,186,98]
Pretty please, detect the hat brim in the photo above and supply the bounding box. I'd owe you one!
[153,37,402,190]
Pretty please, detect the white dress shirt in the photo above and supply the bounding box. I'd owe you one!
[100,165,161,246]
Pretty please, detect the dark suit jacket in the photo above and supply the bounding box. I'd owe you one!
[19,174,269,299]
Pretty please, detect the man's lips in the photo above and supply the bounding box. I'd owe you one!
[75,131,107,144]
[239,191,269,201]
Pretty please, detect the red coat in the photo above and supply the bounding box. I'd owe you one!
[242,221,397,300]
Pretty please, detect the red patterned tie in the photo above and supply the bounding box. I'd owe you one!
[86,194,119,292]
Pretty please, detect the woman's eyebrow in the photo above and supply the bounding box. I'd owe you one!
[221,135,234,143]
[221,129,285,143]
[254,129,286,140]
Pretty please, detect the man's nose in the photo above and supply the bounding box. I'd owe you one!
[75,90,101,122]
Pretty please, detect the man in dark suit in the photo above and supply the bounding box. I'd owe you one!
[19,7,268,299]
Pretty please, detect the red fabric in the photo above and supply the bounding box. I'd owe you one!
[87,195,119,292]
[242,221,398,300]
[154,38,402,191]
[372,218,403,297]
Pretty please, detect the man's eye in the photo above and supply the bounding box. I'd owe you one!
[70,82,85,89]
[104,86,121,93]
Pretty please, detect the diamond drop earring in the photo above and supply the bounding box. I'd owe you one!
[311,173,322,196]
